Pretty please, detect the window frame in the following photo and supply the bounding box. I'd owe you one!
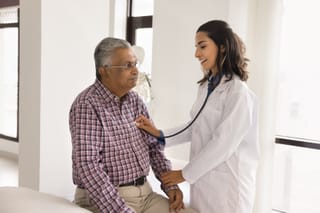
[0,8,20,142]
[126,0,152,45]
[272,136,320,213]
[275,137,320,150]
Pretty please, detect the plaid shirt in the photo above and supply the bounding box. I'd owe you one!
[69,80,172,213]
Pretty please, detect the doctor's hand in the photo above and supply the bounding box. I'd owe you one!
[167,188,185,213]
[135,115,161,137]
[161,170,185,186]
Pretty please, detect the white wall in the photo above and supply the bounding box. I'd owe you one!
[19,0,110,199]
[19,0,42,190]
[245,0,283,212]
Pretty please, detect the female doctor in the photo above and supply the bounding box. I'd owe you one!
[135,20,259,213]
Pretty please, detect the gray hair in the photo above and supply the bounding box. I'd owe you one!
[94,37,131,80]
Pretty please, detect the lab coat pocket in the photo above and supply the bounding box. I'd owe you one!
[208,170,237,211]
[202,101,222,130]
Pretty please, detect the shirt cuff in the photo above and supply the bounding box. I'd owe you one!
[157,130,166,145]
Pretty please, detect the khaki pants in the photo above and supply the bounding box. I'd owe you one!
[74,181,198,213]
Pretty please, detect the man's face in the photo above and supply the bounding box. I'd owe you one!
[103,48,139,96]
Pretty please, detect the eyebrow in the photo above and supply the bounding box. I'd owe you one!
[196,40,207,47]
[119,59,138,64]
[126,60,138,64]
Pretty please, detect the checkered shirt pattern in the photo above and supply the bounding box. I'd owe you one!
[69,80,172,213]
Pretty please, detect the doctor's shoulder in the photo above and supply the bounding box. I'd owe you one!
[233,77,258,110]
[223,76,255,100]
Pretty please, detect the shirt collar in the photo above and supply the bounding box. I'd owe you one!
[214,74,239,92]
[94,79,129,103]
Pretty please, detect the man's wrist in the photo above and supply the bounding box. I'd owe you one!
[161,184,179,194]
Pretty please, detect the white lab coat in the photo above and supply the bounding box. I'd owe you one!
[163,75,259,213]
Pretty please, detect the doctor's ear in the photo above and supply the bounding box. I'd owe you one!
[220,45,226,53]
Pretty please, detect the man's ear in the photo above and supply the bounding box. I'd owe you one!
[98,66,109,78]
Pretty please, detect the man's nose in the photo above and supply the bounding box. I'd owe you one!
[131,66,138,74]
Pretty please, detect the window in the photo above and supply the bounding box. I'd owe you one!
[126,0,153,104]
[273,0,320,212]
[0,7,19,141]
[127,0,153,77]
[276,1,320,143]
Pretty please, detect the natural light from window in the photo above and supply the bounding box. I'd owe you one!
[273,1,320,213]
[276,0,320,142]
[0,7,18,139]
[136,28,153,76]
[0,28,18,138]
[132,0,153,16]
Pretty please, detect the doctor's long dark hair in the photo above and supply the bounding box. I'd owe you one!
[197,20,249,85]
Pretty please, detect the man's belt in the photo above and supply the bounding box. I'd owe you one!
[119,176,147,187]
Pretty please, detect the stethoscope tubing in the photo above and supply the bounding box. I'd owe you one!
[163,92,211,138]
[163,72,223,138]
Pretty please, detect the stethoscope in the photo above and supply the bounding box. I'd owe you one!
[163,72,223,138]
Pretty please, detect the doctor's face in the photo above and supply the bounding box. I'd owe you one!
[194,32,219,74]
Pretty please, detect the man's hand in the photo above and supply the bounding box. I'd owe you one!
[167,188,185,213]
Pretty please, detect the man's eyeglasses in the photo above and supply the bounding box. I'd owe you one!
[104,62,140,70]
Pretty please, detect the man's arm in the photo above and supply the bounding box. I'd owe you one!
[147,133,186,212]
[135,98,185,211]
[70,102,134,213]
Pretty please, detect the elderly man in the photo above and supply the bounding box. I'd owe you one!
[69,37,197,213]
